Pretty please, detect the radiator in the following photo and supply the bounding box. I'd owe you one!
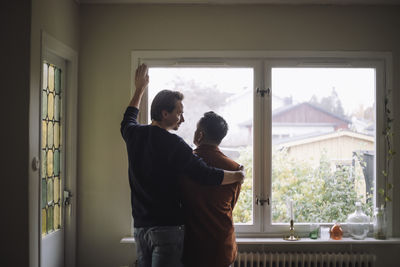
[234,252,375,267]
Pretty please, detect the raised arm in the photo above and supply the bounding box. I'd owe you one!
[129,63,149,109]
[121,64,149,140]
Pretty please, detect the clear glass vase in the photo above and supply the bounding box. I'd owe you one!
[347,202,370,240]
[373,205,387,240]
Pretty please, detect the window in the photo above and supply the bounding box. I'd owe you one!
[41,61,64,236]
[134,51,389,235]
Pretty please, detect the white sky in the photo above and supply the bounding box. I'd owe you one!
[149,67,375,116]
[149,68,252,97]
[272,68,375,115]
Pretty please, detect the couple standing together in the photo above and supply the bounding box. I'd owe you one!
[121,64,245,267]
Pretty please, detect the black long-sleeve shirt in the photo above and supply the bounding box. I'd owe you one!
[121,107,224,227]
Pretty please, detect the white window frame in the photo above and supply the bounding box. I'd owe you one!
[131,50,393,236]
[263,58,388,235]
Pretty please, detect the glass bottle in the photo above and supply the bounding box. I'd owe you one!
[330,222,343,240]
[373,205,387,239]
[347,202,370,240]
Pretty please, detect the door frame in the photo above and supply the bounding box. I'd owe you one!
[29,31,78,267]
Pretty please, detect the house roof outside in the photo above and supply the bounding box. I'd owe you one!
[274,129,374,148]
[272,102,351,125]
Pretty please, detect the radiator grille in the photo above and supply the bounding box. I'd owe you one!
[234,252,375,267]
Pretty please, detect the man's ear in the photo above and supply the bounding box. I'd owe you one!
[197,130,204,143]
[161,110,169,119]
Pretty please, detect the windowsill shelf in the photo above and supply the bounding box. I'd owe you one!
[235,237,400,244]
[121,237,400,245]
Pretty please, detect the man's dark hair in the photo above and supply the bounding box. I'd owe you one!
[198,111,228,145]
[151,90,184,121]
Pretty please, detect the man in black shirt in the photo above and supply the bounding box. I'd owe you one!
[121,64,245,267]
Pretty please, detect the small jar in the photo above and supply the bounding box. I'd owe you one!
[330,222,343,240]
[309,223,319,239]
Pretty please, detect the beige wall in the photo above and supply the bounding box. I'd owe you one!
[30,0,79,266]
[78,4,400,267]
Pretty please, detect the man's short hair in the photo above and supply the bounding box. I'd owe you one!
[151,90,184,121]
[198,111,228,145]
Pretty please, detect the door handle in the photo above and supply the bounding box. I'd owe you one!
[256,196,270,206]
[64,190,73,218]
[64,190,72,206]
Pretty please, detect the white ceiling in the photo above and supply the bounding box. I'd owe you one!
[78,0,400,5]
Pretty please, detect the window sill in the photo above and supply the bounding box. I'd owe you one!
[235,237,400,244]
[121,237,400,245]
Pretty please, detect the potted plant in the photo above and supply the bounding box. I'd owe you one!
[374,90,396,239]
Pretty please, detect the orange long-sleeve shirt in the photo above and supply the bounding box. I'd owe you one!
[180,144,241,267]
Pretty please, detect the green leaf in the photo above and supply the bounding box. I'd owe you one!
[378,188,385,196]
[382,170,387,176]
[388,183,393,190]
[385,196,392,202]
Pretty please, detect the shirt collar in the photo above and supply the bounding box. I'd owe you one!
[194,144,220,153]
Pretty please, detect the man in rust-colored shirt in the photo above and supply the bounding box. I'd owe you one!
[181,111,242,267]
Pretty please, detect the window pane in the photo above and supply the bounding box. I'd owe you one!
[42,209,47,236]
[48,92,54,121]
[55,68,61,94]
[47,206,54,233]
[41,150,47,179]
[271,68,375,223]
[47,178,54,205]
[47,122,54,149]
[54,177,60,203]
[54,122,60,149]
[47,150,53,177]
[41,62,64,237]
[42,63,48,90]
[148,67,254,224]
[48,65,54,92]
[54,95,60,121]
[54,204,61,230]
[42,179,47,209]
[54,150,60,176]
[42,91,48,119]
[42,121,47,149]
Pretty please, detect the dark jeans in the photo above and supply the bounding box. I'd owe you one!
[134,225,184,267]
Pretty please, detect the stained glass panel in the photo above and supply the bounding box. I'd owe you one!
[42,179,47,209]
[41,63,63,237]
[47,150,53,178]
[54,177,60,203]
[55,68,61,94]
[54,95,60,121]
[41,150,47,179]
[43,63,48,90]
[54,204,60,230]
[47,178,53,205]
[48,92,54,121]
[54,122,60,148]
[42,121,47,149]
[47,122,54,148]
[47,206,54,232]
[42,92,48,119]
[48,65,54,92]
[54,150,60,176]
[42,209,47,236]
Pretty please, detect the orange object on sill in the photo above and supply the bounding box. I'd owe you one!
[330,223,343,240]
